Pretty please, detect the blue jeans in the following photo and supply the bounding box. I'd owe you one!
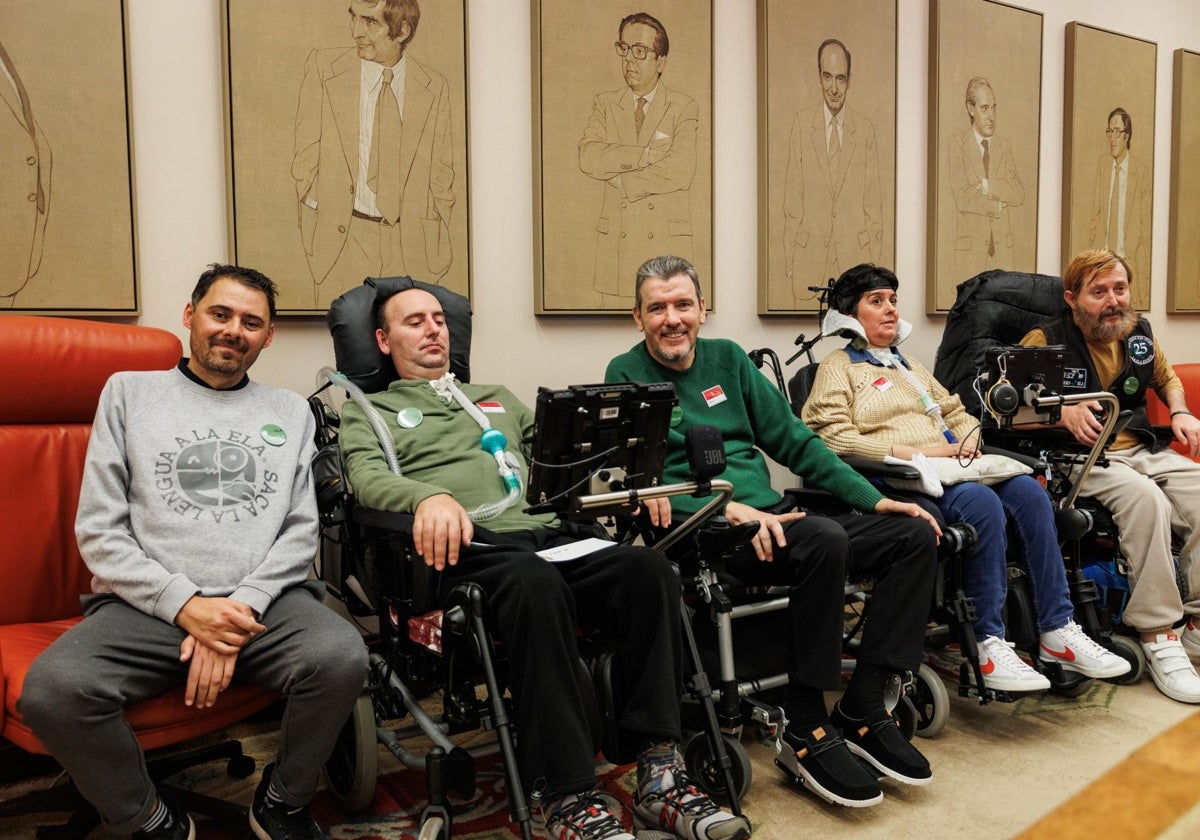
[934,475,1074,640]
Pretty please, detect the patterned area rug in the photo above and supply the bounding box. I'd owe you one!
[0,721,638,840]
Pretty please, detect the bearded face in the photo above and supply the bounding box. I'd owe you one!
[1074,300,1137,343]
[1068,265,1136,343]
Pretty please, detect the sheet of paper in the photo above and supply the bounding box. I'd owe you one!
[536,538,613,563]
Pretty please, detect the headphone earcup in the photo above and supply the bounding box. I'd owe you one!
[987,379,1020,416]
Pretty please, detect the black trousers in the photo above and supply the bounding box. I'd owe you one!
[725,511,937,692]
[436,530,682,796]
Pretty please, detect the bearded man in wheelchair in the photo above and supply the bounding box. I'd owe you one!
[1020,249,1200,704]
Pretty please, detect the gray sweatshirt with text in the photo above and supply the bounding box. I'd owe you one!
[74,368,318,623]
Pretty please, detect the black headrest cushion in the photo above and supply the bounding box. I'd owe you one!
[326,276,473,393]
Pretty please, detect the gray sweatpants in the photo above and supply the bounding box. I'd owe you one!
[17,583,369,834]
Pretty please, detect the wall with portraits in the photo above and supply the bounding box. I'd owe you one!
[120,0,1200,411]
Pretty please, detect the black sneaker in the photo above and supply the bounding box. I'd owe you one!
[774,723,883,808]
[249,763,328,840]
[132,788,194,840]
[831,703,932,786]
[542,790,634,840]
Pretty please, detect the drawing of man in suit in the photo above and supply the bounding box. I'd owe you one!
[947,77,1023,282]
[1,38,52,307]
[293,0,455,309]
[1088,107,1151,307]
[579,12,698,308]
[782,38,883,306]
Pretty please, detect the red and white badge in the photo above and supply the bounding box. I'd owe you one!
[872,376,893,392]
[702,384,727,407]
[476,400,506,413]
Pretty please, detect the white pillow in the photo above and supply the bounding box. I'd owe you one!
[882,453,1033,498]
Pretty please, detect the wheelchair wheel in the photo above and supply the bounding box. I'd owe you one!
[323,691,379,813]
[911,664,950,739]
[417,815,447,840]
[1051,675,1094,698]
[1107,634,1146,685]
[682,730,752,806]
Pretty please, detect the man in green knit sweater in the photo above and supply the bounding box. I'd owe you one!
[339,286,751,840]
[606,255,941,810]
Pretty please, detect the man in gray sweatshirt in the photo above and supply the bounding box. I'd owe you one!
[17,264,368,840]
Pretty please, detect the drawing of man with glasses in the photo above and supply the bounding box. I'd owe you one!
[1088,107,1152,308]
[579,12,698,307]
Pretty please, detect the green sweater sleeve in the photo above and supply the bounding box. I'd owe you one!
[608,339,883,513]
[341,397,454,513]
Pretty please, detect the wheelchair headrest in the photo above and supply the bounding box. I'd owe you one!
[326,276,473,393]
[787,363,820,419]
[933,270,1067,414]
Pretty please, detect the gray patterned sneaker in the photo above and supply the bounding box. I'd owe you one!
[632,743,751,840]
[544,790,634,840]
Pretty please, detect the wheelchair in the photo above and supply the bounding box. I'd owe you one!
[308,277,753,838]
[930,268,1193,685]
[755,277,1137,705]
[601,345,964,809]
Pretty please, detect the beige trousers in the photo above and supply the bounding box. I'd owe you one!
[1075,445,1200,632]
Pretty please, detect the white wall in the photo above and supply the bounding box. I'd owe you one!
[127,0,1200,404]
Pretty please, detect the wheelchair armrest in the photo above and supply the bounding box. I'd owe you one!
[980,445,1045,472]
[351,506,417,534]
[779,457,919,511]
[840,454,921,480]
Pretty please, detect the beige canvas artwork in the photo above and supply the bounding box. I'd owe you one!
[1062,22,1157,312]
[225,0,470,314]
[928,0,1043,314]
[758,0,897,314]
[1167,49,1200,313]
[0,0,137,315]
[533,1,713,314]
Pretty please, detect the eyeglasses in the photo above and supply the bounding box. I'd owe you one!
[614,41,656,60]
[1105,128,1127,137]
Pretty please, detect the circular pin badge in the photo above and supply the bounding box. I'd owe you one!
[670,405,684,427]
[1123,377,1139,395]
[260,424,287,446]
[397,407,424,428]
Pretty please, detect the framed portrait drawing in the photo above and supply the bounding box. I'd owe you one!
[223,0,471,315]
[532,1,713,314]
[1167,49,1200,313]
[757,0,896,315]
[1062,22,1156,312]
[927,0,1042,314]
[0,0,137,315]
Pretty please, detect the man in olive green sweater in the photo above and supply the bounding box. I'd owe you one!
[339,286,751,840]
[606,255,940,810]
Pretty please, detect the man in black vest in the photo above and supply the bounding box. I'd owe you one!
[1021,248,1200,704]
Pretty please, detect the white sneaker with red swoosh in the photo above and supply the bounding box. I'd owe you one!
[1038,620,1131,678]
[976,636,1050,692]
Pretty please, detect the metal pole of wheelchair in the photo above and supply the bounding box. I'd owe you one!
[571,479,735,556]
[573,480,746,815]
[1029,392,1121,510]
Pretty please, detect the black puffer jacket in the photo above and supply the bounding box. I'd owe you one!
[933,270,1067,415]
